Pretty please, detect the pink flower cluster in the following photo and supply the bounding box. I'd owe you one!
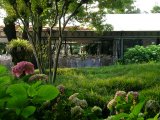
[12,61,34,77]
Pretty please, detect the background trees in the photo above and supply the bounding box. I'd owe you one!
[1,0,135,83]
[151,5,160,13]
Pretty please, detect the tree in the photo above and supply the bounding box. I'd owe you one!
[0,1,17,41]
[151,5,160,13]
[2,0,135,83]
[0,0,29,41]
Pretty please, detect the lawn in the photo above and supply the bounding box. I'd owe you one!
[55,62,160,107]
[1,62,160,119]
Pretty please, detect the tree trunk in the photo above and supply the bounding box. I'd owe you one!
[3,18,17,41]
[48,28,52,83]
[52,36,63,83]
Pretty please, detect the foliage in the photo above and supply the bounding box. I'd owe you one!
[6,39,33,52]
[151,5,160,13]
[107,91,139,114]
[0,81,59,119]
[106,91,160,120]
[1,0,136,83]
[54,62,160,107]
[0,43,6,55]
[29,74,48,83]
[0,65,8,75]
[1,64,160,119]
[6,39,33,64]
[144,100,160,118]
[123,45,160,64]
[12,61,34,77]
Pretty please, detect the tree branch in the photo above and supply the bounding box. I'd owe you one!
[63,3,83,31]
[51,1,59,28]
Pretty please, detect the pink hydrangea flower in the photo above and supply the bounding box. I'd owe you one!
[12,61,34,77]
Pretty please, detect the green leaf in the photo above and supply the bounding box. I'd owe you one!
[37,85,59,101]
[0,76,11,87]
[147,113,160,120]
[6,84,27,99]
[130,101,145,116]
[6,84,28,109]
[32,81,42,90]
[21,106,36,118]
[113,113,129,119]
[27,86,37,97]
[16,108,21,115]
[0,99,6,108]
[0,87,7,98]
[7,97,27,108]
[154,113,159,120]
[137,118,144,120]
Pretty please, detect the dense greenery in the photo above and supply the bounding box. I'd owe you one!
[54,62,160,107]
[6,39,33,64]
[151,5,160,13]
[0,0,136,83]
[123,45,160,64]
[0,43,6,55]
[1,62,160,119]
[0,64,60,119]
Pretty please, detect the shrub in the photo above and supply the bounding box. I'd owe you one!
[145,100,160,118]
[123,45,160,64]
[0,43,6,55]
[0,81,59,119]
[105,91,160,120]
[29,74,48,83]
[0,65,8,75]
[6,39,33,64]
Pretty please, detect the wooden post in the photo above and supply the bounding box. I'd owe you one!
[120,38,124,59]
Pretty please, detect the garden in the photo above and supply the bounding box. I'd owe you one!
[0,0,160,119]
[0,39,160,119]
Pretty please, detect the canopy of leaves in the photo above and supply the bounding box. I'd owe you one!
[1,0,135,32]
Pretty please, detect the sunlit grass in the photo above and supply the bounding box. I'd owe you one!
[1,63,160,107]
[56,63,160,106]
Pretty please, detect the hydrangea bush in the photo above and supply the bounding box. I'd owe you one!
[106,91,160,120]
[29,74,48,83]
[123,45,160,64]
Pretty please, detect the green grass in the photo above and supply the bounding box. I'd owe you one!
[55,63,160,107]
[1,63,160,107]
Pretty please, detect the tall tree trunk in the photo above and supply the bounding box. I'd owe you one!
[48,28,52,83]
[52,36,63,83]
[52,18,63,83]
[3,17,17,42]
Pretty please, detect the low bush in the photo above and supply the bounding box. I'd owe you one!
[123,45,160,64]
[6,39,33,64]
[105,91,160,120]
